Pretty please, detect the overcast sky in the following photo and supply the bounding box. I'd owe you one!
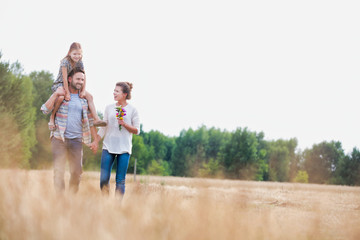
[1,0,359,153]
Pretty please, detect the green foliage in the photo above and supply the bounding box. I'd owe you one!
[30,71,53,121]
[172,128,196,176]
[198,158,221,178]
[221,127,260,179]
[255,157,268,181]
[29,119,53,169]
[0,57,36,168]
[0,110,24,167]
[2,54,360,186]
[171,126,227,177]
[129,134,152,174]
[266,139,297,182]
[303,141,345,184]
[147,160,171,176]
[29,71,53,168]
[294,170,309,183]
[335,148,360,185]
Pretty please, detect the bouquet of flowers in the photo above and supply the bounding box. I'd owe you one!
[115,105,127,131]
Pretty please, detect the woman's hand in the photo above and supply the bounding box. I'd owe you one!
[88,141,98,154]
[118,119,126,128]
[117,119,138,134]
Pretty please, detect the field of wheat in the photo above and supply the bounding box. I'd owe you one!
[0,169,359,240]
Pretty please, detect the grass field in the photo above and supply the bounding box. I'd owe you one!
[0,169,359,240]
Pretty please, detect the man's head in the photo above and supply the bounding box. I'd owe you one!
[68,68,85,92]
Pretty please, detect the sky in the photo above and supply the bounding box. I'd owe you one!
[1,0,359,153]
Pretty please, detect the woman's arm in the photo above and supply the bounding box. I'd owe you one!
[119,120,138,134]
[97,105,109,139]
[119,107,140,134]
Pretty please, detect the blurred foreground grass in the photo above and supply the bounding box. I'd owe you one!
[0,169,359,240]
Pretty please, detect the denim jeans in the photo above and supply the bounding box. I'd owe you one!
[51,137,83,193]
[100,149,130,196]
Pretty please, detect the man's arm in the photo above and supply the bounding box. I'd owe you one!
[86,105,99,154]
[88,125,99,154]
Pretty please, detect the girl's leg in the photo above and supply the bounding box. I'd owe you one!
[40,87,65,115]
[100,149,115,195]
[85,91,107,127]
[49,96,64,130]
[115,153,130,197]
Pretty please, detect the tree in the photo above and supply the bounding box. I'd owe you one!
[0,57,36,168]
[142,130,175,162]
[147,160,171,176]
[129,134,152,174]
[30,71,53,121]
[171,128,195,176]
[335,148,360,185]
[29,71,54,168]
[294,170,309,183]
[221,127,260,179]
[198,158,222,178]
[303,141,344,184]
[0,109,24,167]
[267,139,297,182]
[255,132,268,181]
[205,127,230,160]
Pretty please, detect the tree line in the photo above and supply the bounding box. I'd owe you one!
[1,55,359,186]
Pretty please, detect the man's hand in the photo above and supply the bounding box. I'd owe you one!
[88,141,98,154]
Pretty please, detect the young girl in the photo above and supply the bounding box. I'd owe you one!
[41,42,106,129]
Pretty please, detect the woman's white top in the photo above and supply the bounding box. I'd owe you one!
[98,103,140,154]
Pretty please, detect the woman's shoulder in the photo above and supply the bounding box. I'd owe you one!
[105,103,116,109]
[125,103,139,113]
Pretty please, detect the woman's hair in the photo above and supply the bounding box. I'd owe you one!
[116,82,133,100]
[63,42,83,68]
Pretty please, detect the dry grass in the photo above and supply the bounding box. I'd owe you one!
[0,169,359,240]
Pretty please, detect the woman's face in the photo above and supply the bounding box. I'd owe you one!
[114,86,126,101]
[70,49,82,62]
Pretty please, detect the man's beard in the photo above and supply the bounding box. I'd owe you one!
[71,82,82,90]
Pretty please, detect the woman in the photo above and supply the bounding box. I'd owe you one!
[96,82,140,198]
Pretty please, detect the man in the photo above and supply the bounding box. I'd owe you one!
[48,67,98,193]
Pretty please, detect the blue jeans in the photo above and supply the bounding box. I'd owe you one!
[100,150,130,196]
[51,137,83,193]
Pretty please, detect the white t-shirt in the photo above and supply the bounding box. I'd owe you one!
[98,103,140,154]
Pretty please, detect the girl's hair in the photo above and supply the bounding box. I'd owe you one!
[116,82,133,100]
[63,42,83,69]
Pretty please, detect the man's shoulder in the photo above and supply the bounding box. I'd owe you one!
[59,97,87,108]
[79,98,89,108]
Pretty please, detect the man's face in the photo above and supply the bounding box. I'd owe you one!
[69,72,85,90]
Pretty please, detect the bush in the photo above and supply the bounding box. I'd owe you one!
[294,170,309,183]
[147,160,171,176]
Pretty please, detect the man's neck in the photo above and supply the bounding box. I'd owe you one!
[69,87,79,94]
